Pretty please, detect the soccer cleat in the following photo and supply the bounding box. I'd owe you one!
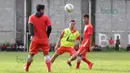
[46,63,51,72]
[24,64,29,72]
[75,61,81,70]
[75,67,79,70]
[88,63,93,69]
[67,60,72,66]
[24,60,33,72]
[45,59,52,73]
[47,70,51,73]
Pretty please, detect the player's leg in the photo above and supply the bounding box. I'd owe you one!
[81,48,93,69]
[67,45,84,66]
[44,54,51,72]
[24,41,39,72]
[74,45,86,69]
[67,48,76,66]
[51,52,60,63]
[82,56,93,69]
[75,56,82,69]
[41,43,52,72]
[68,44,85,61]
[24,54,35,72]
[68,54,77,62]
[51,47,65,63]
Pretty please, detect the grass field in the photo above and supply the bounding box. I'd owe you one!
[0,52,130,73]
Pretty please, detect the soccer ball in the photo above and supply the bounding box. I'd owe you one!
[64,3,74,13]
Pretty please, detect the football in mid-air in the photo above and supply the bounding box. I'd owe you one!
[64,3,74,13]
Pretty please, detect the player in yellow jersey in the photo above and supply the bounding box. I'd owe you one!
[51,20,80,64]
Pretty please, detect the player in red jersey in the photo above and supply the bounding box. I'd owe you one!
[24,4,52,72]
[67,14,93,69]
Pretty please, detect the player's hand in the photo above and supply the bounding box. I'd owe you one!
[89,46,95,52]
[54,45,59,51]
[30,36,33,40]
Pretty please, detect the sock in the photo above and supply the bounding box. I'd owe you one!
[26,55,33,69]
[82,56,91,65]
[45,55,51,72]
[75,56,81,69]
[69,54,77,62]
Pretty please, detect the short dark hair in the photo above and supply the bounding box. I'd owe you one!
[36,4,45,11]
[84,14,89,18]
[70,20,75,22]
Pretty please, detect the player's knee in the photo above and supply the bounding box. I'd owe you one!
[72,57,76,61]
[81,56,86,59]
[30,54,35,57]
[55,52,60,57]
[77,56,82,60]
[77,56,82,62]
[28,54,35,59]
[71,55,77,61]
[45,55,51,61]
[77,53,82,56]
[43,51,49,56]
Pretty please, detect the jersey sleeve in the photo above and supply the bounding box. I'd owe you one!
[60,30,64,38]
[88,26,93,35]
[46,16,52,26]
[28,15,34,24]
[76,31,80,40]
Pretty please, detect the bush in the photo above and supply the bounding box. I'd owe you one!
[92,45,102,51]
[92,45,127,52]
[127,44,130,52]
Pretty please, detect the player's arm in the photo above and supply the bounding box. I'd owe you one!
[88,26,94,51]
[74,36,80,51]
[88,32,93,47]
[29,23,34,36]
[46,16,52,38]
[54,31,64,51]
[74,31,80,51]
[83,26,93,47]
[90,35,92,46]
[46,25,52,37]
[29,24,34,40]
[28,16,34,40]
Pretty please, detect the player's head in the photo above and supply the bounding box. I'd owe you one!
[69,20,76,29]
[83,14,89,25]
[110,37,112,40]
[36,4,45,13]
[117,36,119,39]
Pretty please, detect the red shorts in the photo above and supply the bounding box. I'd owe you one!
[29,41,49,55]
[56,46,76,56]
[77,43,90,56]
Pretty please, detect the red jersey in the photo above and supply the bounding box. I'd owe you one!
[28,14,51,43]
[82,24,93,46]
[109,40,113,45]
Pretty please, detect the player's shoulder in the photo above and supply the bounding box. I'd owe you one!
[62,28,70,33]
[76,29,79,33]
[29,14,35,18]
[88,24,93,28]
[76,29,80,34]
[42,14,49,18]
[64,28,69,31]
[30,14,35,17]
[73,28,79,32]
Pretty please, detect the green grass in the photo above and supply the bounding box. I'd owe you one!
[0,52,130,73]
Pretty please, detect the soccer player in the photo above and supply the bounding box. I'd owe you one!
[51,20,80,64]
[109,37,114,48]
[67,14,93,69]
[24,4,52,72]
